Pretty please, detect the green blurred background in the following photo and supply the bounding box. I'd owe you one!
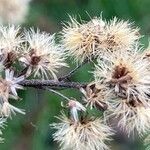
[1,0,150,149]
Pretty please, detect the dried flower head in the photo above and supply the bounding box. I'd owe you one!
[61,16,106,63]
[94,48,150,106]
[0,69,25,117]
[80,82,109,110]
[51,113,113,150]
[100,17,140,52]
[0,25,23,67]
[19,29,67,79]
[4,69,24,98]
[0,0,31,24]
[106,97,150,136]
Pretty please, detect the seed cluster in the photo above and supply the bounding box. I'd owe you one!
[0,15,149,149]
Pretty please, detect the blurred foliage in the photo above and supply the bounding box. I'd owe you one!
[1,0,150,150]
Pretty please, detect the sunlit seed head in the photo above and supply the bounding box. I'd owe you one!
[19,29,67,79]
[0,0,31,24]
[100,17,140,52]
[0,25,23,60]
[61,16,106,63]
[51,113,113,150]
[94,48,150,106]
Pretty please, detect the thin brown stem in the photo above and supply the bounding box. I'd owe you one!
[20,79,87,89]
[58,58,90,81]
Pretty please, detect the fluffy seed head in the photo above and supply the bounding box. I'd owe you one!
[106,98,150,136]
[61,16,106,63]
[100,17,140,52]
[19,29,67,79]
[94,48,150,106]
[61,16,140,63]
[0,25,23,67]
[51,113,113,150]
[0,0,31,24]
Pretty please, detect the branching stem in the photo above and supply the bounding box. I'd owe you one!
[20,79,87,89]
[58,58,90,81]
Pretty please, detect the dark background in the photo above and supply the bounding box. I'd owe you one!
[1,0,150,149]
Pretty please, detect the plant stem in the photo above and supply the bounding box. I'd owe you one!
[20,79,87,89]
[58,58,90,81]
[44,87,70,101]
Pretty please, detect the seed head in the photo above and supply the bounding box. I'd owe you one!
[94,48,150,106]
[0,25,23,67]
[51,113,113,150]
[19,29,67,79]
[106,98,150,136]
[61,16,106,63]
[0,0,31,24]
[100,17,140,52]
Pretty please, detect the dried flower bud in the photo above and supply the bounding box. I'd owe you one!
[80,83,108,110]
[68,100,86,123]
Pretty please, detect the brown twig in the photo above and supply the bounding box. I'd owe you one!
[20,79,87,89]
